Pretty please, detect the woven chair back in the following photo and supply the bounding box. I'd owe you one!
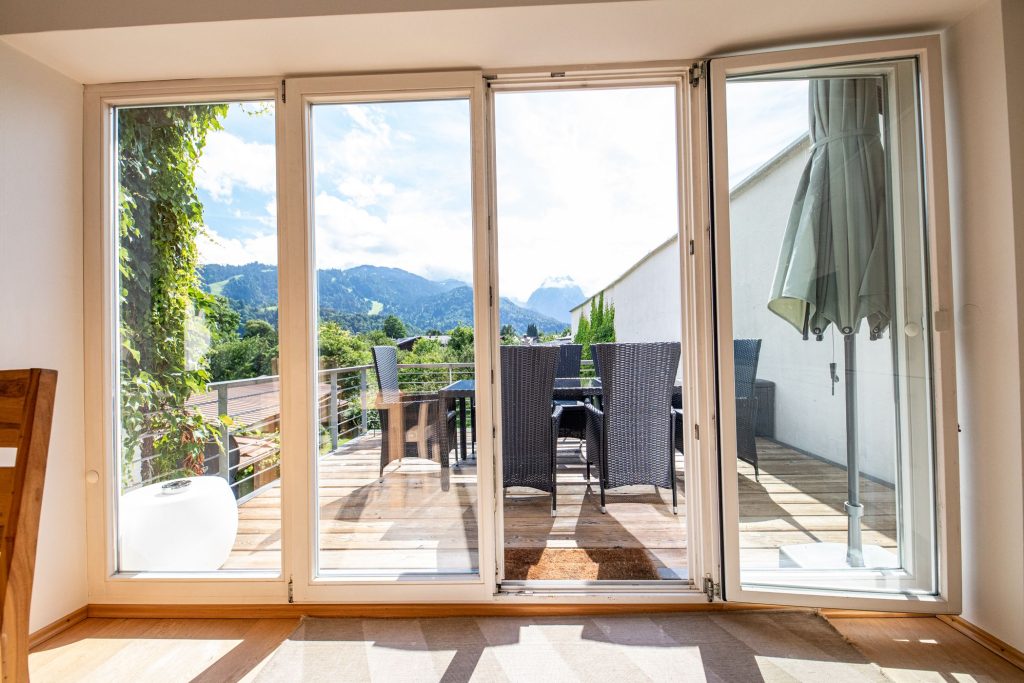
[591,342,680,489]
[500,345,560,492]
[555,344,583,378]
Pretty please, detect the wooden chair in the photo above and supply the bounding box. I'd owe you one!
[0,369,57,682]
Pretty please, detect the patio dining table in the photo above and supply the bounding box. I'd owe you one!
[438,378,680,463]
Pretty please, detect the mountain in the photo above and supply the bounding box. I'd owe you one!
[199,263,564,334]
[525,275,586,324]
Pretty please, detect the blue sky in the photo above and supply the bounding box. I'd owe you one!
[195,83,809,301]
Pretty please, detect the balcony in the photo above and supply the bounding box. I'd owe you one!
[136,361,897,579]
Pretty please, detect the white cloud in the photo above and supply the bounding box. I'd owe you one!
[494,87,680,301]
[196,130,276,201]
[198,228,278,265]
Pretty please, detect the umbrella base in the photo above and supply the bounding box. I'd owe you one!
[779,542,898,570]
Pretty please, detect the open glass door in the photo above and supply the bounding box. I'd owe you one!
[708,38,960,610]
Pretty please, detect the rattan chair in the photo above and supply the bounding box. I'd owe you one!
[501,345,562,515]
[584,342,681,514]
[734,338,763,480]
[371,346,456,479]
[554,344,586,442]
[672,340,763,481]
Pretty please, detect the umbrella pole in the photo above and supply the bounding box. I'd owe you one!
[844,333,865,567]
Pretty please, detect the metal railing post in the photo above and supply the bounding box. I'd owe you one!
[329,370,339,451]
[216,384,231,485]
[359,368,369,436]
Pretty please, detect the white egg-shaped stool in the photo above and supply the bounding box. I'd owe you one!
[119,476,238,572]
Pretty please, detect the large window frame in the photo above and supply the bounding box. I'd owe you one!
[707,36,961,612]
[82,35,958,611]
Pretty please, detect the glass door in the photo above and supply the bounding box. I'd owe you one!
[708,38,960,610]
[283,73,497,600]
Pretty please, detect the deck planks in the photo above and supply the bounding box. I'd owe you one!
[226,435,898,580]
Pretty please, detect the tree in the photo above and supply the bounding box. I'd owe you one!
[382,314,407,339]
[500,324,519,345]
[318,322,372,369]
[526,323,539,338]
[243,318,277,342]
[573,292,615,359]
[448,325,474,362]
[117,104,228,486]
[208,336,276,381]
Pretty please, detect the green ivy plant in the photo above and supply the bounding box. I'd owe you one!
[117,104,228,488]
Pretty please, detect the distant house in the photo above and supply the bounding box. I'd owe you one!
[395,335,451,351]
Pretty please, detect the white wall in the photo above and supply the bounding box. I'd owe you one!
[944,0,1024,653]
[571,236,683,347]
[729,141,897,482]
[0,42,87,632]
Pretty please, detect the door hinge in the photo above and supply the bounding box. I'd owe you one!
[489,286,494,307]
[287,576,294,603]
[689,61,706,88]
[702,574,720,602]
[281,79,287,104]
[688,239,695,256]
[693,423,699,440]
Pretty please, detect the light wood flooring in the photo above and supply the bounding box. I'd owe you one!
[227,435,897,580]
[28,614,1024,682]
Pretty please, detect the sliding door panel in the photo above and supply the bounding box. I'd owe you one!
[308,96,481,578]
[491,83,689,585]
[114,100,281,573]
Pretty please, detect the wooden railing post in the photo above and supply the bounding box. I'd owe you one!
[329,370,339,451]
[216,384,231,485]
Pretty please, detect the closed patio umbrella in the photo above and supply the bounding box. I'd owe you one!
[767,77,890,568]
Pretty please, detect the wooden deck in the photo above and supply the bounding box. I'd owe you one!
[226,435,896,579]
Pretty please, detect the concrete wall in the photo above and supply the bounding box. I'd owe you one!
[944,0,1024,654]
[0,42,87,630]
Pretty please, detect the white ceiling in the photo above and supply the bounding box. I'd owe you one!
[1,0,984,84]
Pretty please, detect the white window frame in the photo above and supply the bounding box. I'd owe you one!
[483,68,712,597]
[706,35,961,612]
[281,71,501,603]
[80,36,959,611]
[83,77,290,604]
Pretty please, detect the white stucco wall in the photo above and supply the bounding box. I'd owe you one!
[944,0,1024,653]
[574,138,898,483]
[571,235,682,345]
[0,41,87,631]
[729,140,898,483]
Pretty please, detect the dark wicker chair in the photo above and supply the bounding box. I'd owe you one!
[371,345,457,479]
[501,345,563,515]
[671,340,763,479]
[584,342,681,514]
[734,338,763,480]
[554,344,586,442]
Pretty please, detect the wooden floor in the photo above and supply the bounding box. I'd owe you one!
[227,435,896,580]
[28,614,1024,682]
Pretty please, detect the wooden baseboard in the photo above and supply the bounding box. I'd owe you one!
[29,606,89,649]
[820,609,933,619]
[938,615,1024,672]
[86,601,791,620]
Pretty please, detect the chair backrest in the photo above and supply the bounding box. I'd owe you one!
[0,368,57,682]
[555,344,582,379]
[371,346,400,395]
[500,345,559,491]
[734,339,762,400]
[591,343,679,489]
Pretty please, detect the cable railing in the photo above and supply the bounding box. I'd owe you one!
[122,361,479,504]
